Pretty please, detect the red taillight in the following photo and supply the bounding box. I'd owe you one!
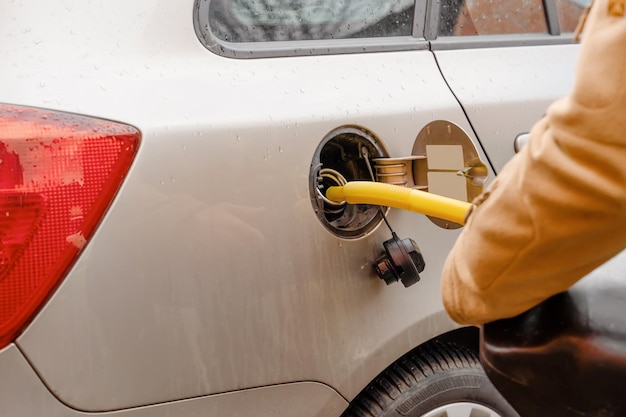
[0,104,140,348]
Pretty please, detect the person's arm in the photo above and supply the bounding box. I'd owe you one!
[441,0,626,325]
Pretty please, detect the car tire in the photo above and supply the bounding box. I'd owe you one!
[342,340,519,417]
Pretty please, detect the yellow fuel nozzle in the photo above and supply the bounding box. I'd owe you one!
[326,181,471,226]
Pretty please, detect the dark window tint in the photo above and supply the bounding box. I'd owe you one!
[208,0,415,42]
[555,0,590,32]
[439,0,548,36]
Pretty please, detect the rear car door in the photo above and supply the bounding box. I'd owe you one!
[430,0,589,172]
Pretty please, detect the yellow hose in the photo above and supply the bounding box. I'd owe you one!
[326,182,471,225]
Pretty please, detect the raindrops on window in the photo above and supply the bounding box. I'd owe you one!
[209,0,414,42]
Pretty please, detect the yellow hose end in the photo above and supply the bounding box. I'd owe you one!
[326,185,345,203]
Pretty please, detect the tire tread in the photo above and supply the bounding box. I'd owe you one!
[341,340,489,417]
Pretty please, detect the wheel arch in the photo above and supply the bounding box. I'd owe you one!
[432,326,479,354]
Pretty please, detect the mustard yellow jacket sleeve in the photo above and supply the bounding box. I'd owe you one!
[441,0,626,325]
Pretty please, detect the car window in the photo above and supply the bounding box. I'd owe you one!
[555,0,590,32]
[438,0,548,36]
[208,0,415,42]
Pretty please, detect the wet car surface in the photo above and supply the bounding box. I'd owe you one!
[0,1,590,416]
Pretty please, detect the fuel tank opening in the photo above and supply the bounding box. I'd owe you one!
[309,126,389,239]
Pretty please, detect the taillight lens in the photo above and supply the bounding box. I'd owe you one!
[0,104,140,348]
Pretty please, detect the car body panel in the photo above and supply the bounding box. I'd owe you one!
[0,344,347,417]
[435,44,580,172]
[14,44,474,411]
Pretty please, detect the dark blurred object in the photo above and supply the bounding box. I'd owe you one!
[480,269,626,416]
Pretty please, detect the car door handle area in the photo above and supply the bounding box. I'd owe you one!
[514,133,530,153]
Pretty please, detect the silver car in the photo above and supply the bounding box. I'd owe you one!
[0,1,586,416]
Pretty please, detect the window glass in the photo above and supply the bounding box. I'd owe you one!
[208,0,415,43]
[439,0,548,36]
[555,0,590,32]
